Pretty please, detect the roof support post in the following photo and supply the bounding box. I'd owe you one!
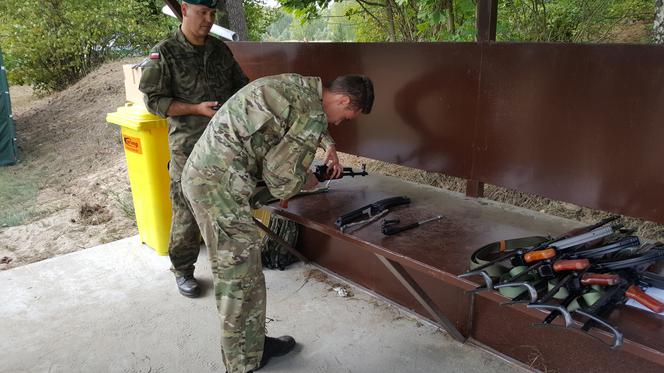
[476,0,498,42]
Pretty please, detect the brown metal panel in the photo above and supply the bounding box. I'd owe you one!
[472,296,664,373]
[604,305,664,350]
[473,43,664,224]
[228,42,481,179]
[297,227,473,336]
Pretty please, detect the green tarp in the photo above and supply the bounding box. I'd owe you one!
[0,47,17,166]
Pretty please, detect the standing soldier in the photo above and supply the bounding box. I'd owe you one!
[181,73,374,372]
[139,0,248,297]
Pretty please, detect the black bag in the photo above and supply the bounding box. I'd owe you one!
[261,215,300,270]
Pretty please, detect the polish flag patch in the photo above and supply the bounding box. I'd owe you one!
[149,52,160,59]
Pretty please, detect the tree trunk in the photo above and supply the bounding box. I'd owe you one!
[222,0,249,41]
[215,4,230,29]
[656,0,664,44]
[385,0,397,41]
[447,0,455,34]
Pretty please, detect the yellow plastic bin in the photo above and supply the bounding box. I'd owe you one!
[107,104,171,255]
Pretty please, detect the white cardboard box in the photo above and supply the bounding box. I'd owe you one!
[123,64,145,106]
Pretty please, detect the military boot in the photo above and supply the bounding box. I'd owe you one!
[175,274,201,298]
[250,335,296,372]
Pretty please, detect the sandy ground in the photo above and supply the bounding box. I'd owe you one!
[1,57,662,271]
[0,60,140,269]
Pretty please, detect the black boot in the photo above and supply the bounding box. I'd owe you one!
[175,274,200,298]
[251,335,296,371]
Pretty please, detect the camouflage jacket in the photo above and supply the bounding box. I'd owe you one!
[188,73,335,200]
[138,28,249,156]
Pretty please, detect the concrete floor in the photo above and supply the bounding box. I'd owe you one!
[0,236,529,373]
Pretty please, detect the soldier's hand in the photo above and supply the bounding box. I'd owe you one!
[323,145,342,179]
[302,171,320,191]
[198,101,220,118]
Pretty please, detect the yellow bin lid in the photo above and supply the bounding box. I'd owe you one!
[106,104,167,131]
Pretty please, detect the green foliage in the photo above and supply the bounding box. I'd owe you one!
[245,0,281,41]
[264,4,357,41]
[329,1,356,41]
[274,0,655,43]
[497,0,655,43]
[279,0,330,21]
[265,11,296,40]
[276,0,478,42]
[0,0,174,94]
[0,0,654,93]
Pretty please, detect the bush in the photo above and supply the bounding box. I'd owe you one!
[0,0,176,94]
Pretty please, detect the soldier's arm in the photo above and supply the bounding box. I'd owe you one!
[138,50,173,118]
[262,112,327,200]
[319,131,342,178]
[319,131,335,151]
[167,101,218,118]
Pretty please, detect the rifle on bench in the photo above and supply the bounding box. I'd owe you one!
[336,196,411,233]
[463,216,664,349]
[461,216,621,293]
[527,244,663,348]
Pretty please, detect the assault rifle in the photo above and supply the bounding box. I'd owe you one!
[461,216,621,292]
[530,245,664,348]
[254,164,369,208]
[464,216,663,349]
[336,196,411,233]
[314,163,368,182]
[255,164,368,189]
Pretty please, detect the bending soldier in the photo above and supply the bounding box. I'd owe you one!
[181,73,374,373]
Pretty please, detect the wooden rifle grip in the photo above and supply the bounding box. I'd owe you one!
[581,273,621,286]
[626,285,664,313]
[553,259,590,271]
[524,248,556,263]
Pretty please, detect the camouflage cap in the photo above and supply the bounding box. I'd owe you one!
[183,0,218,8]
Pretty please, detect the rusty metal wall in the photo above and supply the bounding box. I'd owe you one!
[229,42,480,180]
[472,43,664,224]
[228,42,664,224]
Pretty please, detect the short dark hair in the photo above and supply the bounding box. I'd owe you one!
[324,75,374,114]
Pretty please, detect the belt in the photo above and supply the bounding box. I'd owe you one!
[469,236,548,278]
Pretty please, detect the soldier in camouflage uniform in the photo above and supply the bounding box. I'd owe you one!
[181,73,374,373]
[139,0,248,297]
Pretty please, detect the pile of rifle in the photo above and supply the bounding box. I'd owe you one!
[461,216,664,348]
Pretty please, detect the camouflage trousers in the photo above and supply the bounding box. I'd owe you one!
[168,150,202,277]
[181,155,266,373]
